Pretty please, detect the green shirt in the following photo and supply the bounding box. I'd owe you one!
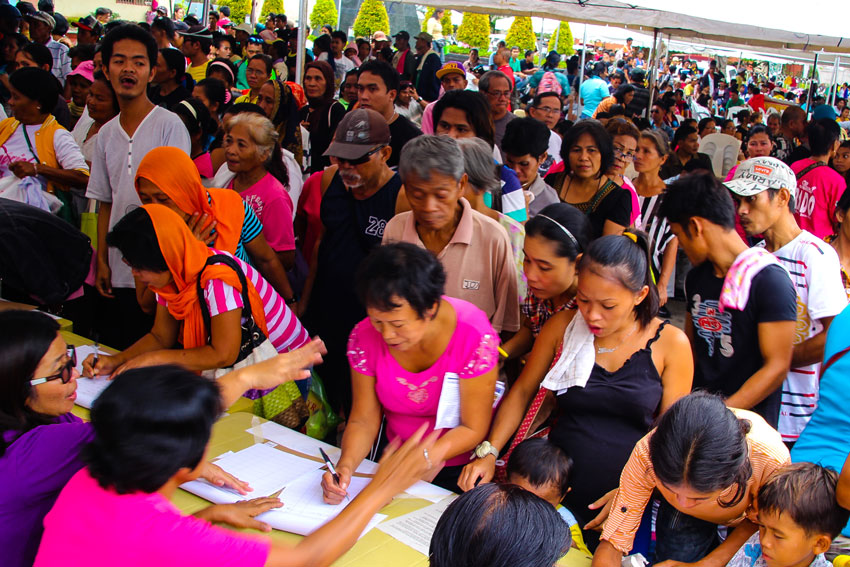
[509,57,521,73]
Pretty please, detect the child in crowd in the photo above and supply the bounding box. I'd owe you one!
[505,438,591,556]
[726,462,850,567]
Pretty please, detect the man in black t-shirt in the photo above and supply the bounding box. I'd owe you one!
[357,60,422,170]
[659,171,797,427]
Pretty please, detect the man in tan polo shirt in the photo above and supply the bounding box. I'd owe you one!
[382,135,520,334]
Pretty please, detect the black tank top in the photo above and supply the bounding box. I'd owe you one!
[549,321,668,531]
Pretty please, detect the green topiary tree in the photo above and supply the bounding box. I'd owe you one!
[456,12,489,49]
[260,0,284,20]
[422,7,454,36]
[218,0,251,25]
[505,16,536,52]
[352,0,390,38]
[548,21,574,55]
[309,0,338,31]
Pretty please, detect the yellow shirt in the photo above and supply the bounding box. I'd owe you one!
[187,60,209,83]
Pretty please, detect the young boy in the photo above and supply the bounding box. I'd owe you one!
[726,462,850,567]
[501,117,559,216]
[659,171,797,428]
[505,438,591,556]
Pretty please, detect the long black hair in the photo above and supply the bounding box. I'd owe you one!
[0,310,61,457]
[579,230,659,327]
[649,392,753,508]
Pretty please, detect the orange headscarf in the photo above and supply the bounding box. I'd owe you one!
[135,147,244,255]
[143,204,269,351]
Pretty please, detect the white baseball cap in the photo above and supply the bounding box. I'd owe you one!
[723,156,797,200]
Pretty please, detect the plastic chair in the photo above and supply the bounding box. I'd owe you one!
[699,133,742,178]
[726,105,749,121]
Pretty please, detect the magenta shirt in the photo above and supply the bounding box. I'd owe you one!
[347,296,499,466]
[792,158,846,239]
[35,469,271,567]
[0,413,93,567]
[230,172,295,253]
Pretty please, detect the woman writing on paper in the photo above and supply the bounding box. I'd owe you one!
[0,309,326,567]
[458,232,692,549]
[321,243,499,495]
[82,206,311,410]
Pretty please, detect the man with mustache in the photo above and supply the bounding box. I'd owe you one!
[301,108,400,415]
[85,24,190,349]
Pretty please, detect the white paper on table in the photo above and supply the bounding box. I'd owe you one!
[181,443,323,502]
[72,345,112,408]
[401,481,454,503]
[434,374,506,430]
[256,469,384,537]
[376,495,457,555]
[247,421,379,474]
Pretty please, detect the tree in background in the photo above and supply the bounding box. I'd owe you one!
[352,0,390,38]
[548,20,575,55]
[260,0,284,20]
[309,0,338,31]
[217,0,251,25]
[456,12,489,49]
[505,16,536,52]
[422,7,454,35]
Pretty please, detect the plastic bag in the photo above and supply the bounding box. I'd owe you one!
[302,370,342,440]
[0,174,62,213]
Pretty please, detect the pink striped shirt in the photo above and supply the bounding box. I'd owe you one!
[157,250,310,355]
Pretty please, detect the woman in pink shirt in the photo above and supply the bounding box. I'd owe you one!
[35,363,438,567]
[223,112,297,272]
[321,243,499,496]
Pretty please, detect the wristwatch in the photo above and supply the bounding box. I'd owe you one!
[474,441,499,459]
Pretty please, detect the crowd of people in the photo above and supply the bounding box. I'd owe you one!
[3,5,850,567]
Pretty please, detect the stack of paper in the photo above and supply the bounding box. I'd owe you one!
[73,345,111,408]
[376,496,457,555]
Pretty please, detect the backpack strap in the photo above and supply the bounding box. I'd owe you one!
[196,254,253,342]
[588,180,617,213]
[795,161,826,181]
[820,345,850,379]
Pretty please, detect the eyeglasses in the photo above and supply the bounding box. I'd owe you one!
[613,146,636,161]
[533,105,560,116]
[484,90,512,99]
[331,145,386,166]
[30,345,76,386]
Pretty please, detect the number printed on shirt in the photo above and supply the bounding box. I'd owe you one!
[365,215,387,237]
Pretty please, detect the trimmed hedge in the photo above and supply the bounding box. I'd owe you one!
[505,16,535,52]
[309,0,337,32]
[352,0,390,38]
[456,12,489,49]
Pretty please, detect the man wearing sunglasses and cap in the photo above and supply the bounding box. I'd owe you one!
[179,24,213,82]
[26,10,70,84]
[301,108,401,414]
[726,156,847,444]
[72,15,102,45]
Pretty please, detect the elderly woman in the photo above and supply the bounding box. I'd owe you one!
[0,67,89,222]
[255,78,304,166]
[300,60,346,173]
[0,309,325,566]
[234,53,272,105]
[320,242,498,494]
[83,205,312,409]
[383,135,520,335]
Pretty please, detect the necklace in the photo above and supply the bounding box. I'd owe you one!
[595,322,638,354]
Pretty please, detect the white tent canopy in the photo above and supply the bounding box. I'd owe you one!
[394,0,850,54]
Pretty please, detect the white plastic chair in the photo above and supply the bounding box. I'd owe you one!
[699,133,742,179]
[726,105,749,122]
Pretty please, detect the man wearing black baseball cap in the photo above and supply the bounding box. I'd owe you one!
[179,25,212,81]
[302,108,401,414]
[392,30,416,81]
[72,14,102,45]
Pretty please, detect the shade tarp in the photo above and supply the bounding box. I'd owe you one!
[400,0,850,54]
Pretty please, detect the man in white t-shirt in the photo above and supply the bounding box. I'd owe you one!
[85,24,191,348]
[726,157,848,444]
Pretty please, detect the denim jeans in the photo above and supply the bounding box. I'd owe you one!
[654,498,721,563]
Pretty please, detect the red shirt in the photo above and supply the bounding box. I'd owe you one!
[498,64,515,88]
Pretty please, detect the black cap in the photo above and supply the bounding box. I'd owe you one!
[393,30,409,41]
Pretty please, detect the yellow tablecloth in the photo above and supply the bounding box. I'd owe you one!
[1,299,73,331]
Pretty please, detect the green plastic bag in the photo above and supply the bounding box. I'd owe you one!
[303,370,342,440]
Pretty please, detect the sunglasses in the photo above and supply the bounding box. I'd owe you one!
[30,345,77,386]
[247,36,264,44]
[331,145,385,166]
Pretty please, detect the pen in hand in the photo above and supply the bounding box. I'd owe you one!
[319,448,350,502]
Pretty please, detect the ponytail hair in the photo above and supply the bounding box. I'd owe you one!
[649,392,753,508]
[578,229,659,327]
[525,203,593,261]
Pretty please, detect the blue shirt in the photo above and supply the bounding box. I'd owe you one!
[579,76,610,118]
[791,302,850,536]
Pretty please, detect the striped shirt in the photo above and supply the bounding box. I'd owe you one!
[637,192,675,281]
[45,39,71,85]
[601,409,790,554]
[157,250,309,356]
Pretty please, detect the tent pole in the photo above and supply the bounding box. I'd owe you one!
[296,0,308,85]
[577,23,587,116]
[336,0,342,30]
[806,51,820,119]
[830,56,840,107]
[539,17,546,50]
[645,28,659,120]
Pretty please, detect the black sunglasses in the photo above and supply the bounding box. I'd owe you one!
[30,345,77,386]
[333,145,386,166]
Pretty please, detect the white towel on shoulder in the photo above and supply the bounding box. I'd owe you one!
[540,309,596,394]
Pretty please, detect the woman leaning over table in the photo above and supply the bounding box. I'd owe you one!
[0,309,326,567]
[82,205,312,406]
[321,243,499,496]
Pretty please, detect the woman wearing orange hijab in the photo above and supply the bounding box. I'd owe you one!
[83,205,312,401]
[134,147,296,306]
